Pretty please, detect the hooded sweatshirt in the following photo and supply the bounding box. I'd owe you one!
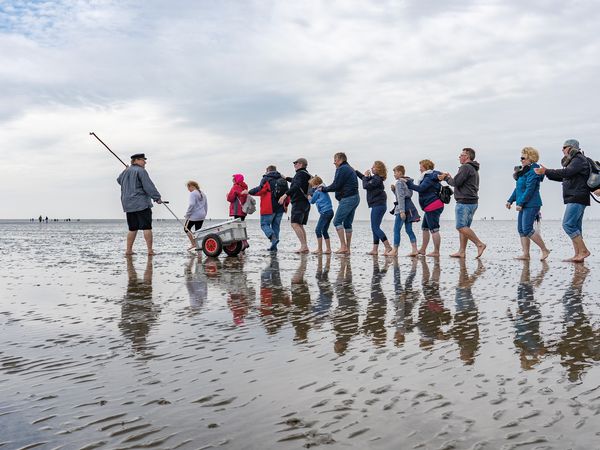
[445,161,480,204]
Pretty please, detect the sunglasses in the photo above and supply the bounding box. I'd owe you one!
[562,146,571,150]
[520,156,526,161]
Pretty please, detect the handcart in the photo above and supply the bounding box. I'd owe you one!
[194,218,248,257]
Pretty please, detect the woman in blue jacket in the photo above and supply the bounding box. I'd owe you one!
[406,159,444,257]
[506,147,550,260]
[356,161,392,255]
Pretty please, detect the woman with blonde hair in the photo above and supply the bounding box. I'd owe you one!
[506,147,550,260]
[184,180,208,250]
[356,160,392,255]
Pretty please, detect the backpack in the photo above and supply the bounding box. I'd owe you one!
[242,195,257,214]
[439,185,453,204]
[585,156,600,190]
[273,177,289,199]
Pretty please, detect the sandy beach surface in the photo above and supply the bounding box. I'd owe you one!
[1,218,599,449]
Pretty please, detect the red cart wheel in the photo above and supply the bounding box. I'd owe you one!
[223,241,243,257]
[202,234,223,257]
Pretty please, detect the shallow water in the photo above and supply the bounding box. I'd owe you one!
[1,219,600,449]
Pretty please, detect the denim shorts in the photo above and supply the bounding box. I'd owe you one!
[562,203,586,239]
[333,194,360,230]
[455,203,478,229]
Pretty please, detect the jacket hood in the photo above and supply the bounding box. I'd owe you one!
[467,161,480,171]
[233,174,244,183]
[264,171,282,179]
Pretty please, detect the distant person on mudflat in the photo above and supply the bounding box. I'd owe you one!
[321,152,360,254]
[506,147,550,261]
[405,160,444,257]
[117,153,162,256]
[308,175,334,254]
[356,160,392,255]
[227,173,249,250]
[279,158,311,253]
[184,180,208,251]
[244,165,286,252]
[388,165,419,257]
[438,147,486,259]
[534,139,591,263]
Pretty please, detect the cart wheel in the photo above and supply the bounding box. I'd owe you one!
[223,241,243,257]
[202,234,223,257]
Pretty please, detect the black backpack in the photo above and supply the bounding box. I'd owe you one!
[273,177,289,199]
[439,185,453,204]
[585,156,600,204]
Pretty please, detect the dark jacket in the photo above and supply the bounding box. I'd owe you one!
[248,171,285,215]
[286,168,311,205]
[356,171,387,207]
[507,163,543,208]
[323,161,359,201]
[406,171,443,210]
[446,161,480,204]
[545,152,590,206]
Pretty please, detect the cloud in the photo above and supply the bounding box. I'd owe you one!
[1,0,600,219]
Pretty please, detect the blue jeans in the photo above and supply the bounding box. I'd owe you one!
[315,210,334,239]
[455,203,478,229]
[517,206,539,237]
[393,214,416,247]
[260,212,283,241]
[333,194,360,231]
[370,205,388,244]
[562,203,586,239]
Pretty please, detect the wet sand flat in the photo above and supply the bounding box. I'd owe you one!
[1,219,600,449]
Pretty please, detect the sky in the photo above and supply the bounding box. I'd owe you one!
[1,0,600,220]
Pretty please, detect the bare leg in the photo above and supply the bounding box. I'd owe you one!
[419,230,430,255]
[291,223,309,252]
[126,230,138,255]
[387,246,398,257]
[571,236,591,262]
[335,227,348,253]
[515,236,530,260]
[345,230,353,253]
[382,240,393,254]
[529,231,550,260]
[368,244,379,255]
[450,230,468,258]
[427,231,440,257]
[407,242,418,257]
[187,231,196,250]
[313,237,323,254]
[143,229,155,255]
[463,227,486,258]
[324,239,331,254]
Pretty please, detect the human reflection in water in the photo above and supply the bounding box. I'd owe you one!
[550,265,598,381]
[508,260,549,370]
[289,254,312,342]
[362,256,389,348]
[332,257,359,355]
[450,259,485,365]
[185,254,207,311]
[417,258,451,349]
[312,253,333,327]
[259,254,291,335]
[223,257,255,326]
[392,257,418,346]
[119,255,160,353]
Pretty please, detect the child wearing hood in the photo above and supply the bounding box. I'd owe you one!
[227,173,249,249]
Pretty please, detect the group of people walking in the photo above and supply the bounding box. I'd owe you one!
[116,139,599,262]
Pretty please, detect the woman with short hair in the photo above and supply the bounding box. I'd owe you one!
[506,147,550,260]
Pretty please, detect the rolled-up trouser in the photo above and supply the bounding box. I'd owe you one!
[370,204,388,244]
[333,194,360,231]
[517,206,539,237]
[393,214,416,247]
[562,203,586,239]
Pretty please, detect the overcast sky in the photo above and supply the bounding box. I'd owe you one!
[1,0,600,220]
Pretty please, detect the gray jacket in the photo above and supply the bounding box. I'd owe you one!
[117,165,161,213]
[394,179,412,214]
[446,161,480,204]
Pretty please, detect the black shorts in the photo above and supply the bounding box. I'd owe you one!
[126,208,152,231]
[185,220,204,232]
[291,202,310,225]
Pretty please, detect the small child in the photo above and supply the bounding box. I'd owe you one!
[308,176,334,254]
[386,165,419,257]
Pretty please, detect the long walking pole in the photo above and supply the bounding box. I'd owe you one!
[89,132,193,237]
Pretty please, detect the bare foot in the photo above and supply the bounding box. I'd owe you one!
[406,252,418,257]
[323,249,332,254]
[426,252,440,257]
[540,249,551,261]
[312,249,323,254]
[367,250,378,255]
[515,255,530,260]
[335,248,349,254]
[148,250,156,256]
[476,243,487,259]
[295,248,309,254]
[386,250,398,257]
[125,251,135,256]
[571,250,590,263]
[449,252,465,258]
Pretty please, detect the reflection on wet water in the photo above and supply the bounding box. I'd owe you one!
[1,220,600,448]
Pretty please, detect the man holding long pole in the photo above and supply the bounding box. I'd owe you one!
[117,153,162,255]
